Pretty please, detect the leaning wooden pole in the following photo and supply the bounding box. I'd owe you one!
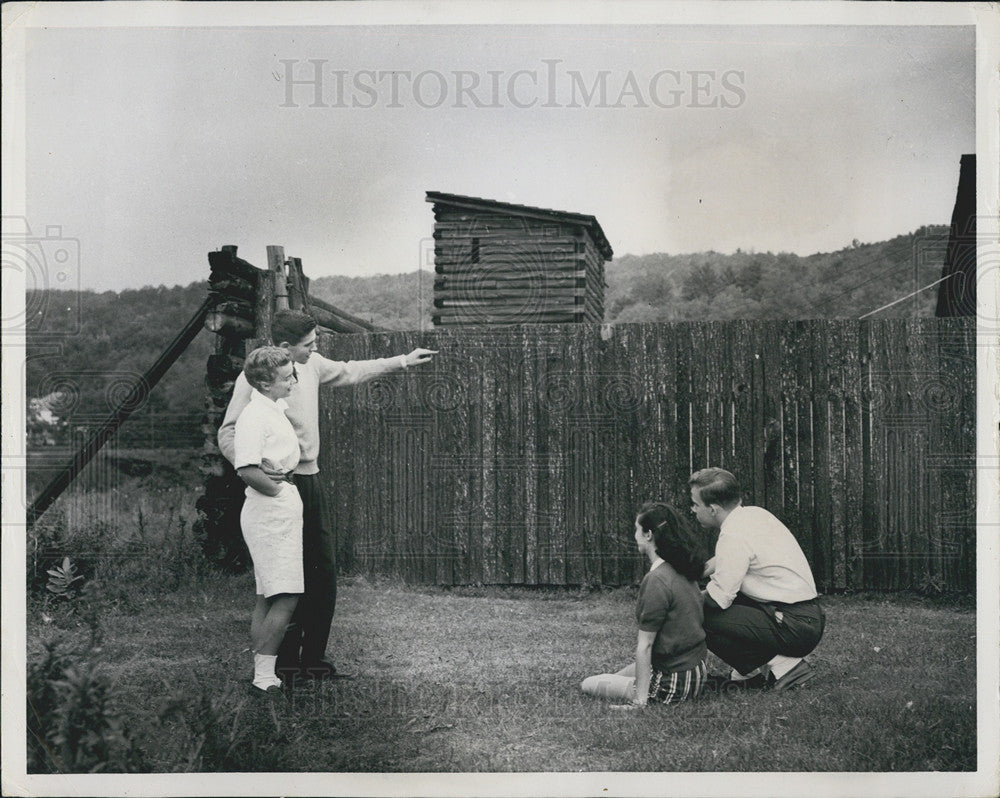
[27,297,212,528]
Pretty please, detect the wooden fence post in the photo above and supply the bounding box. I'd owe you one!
[268,245,289,311]
[287,257,309,311]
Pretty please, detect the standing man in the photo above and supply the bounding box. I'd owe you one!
[219,309,436,681]
[689,467,825,691]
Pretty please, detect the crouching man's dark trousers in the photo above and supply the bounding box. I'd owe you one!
[703,592,825,676]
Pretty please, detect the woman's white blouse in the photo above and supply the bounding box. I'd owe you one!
[233,389,301,476]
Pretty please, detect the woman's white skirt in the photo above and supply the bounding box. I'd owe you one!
[240,482,304,597]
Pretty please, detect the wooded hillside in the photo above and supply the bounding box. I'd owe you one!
[25,283,214,446]
[25,226,948,439]
[309,226,947,326]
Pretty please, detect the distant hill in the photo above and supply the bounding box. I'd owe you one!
[25,226,950,441]
[309,271,435,331]
[25,283,215,447]
[603,226,948,323]
[309,226,948,327]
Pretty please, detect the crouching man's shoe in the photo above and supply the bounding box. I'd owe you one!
[771,659,815,692]
[705,672,768,693]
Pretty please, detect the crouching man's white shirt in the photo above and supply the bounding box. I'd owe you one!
[705,506,818,610]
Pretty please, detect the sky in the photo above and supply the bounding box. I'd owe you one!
[20,18,976,292]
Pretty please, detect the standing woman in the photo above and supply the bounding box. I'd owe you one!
[233,347,304,693]
[581,502,709,707]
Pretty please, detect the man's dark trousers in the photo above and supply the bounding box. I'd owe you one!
[703,592,825,676]
[278,473,336,669]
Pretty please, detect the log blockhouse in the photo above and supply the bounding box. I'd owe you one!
[426,192,613,326]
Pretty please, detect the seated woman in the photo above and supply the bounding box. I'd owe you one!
[581,502,709,707]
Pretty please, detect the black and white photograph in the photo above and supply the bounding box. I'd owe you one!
[3,2,998,796]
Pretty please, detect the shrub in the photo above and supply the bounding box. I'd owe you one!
[27,621,147,773]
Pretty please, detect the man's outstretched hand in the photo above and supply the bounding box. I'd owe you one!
[403,348,438,368]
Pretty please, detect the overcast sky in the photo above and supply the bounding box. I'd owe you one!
[23,20,974,291]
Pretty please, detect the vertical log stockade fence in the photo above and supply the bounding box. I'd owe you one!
[320,319,975,593]
[25,176,976,593]
[196,244,974,593]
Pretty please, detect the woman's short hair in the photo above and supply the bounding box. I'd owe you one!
[635,501,707,581]
[271,310,317,348]
[244,346,291,392]
[689,467,741,509]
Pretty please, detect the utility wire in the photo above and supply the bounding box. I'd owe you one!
[857,275,950,319]
[806,259,913,314]
[804,230,948,315]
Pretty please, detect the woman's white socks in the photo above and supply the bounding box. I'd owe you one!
[253,652,282,689]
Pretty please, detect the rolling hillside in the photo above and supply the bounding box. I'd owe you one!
[25,225,950,441]
[309,226,948,327]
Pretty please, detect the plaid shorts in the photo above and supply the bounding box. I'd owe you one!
[646,659,708,704]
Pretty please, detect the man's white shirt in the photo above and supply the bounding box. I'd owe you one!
[705,505,818,609]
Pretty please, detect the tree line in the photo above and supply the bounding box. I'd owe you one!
[25,226,947,442]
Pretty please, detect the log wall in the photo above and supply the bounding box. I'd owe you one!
[432,212,606,325]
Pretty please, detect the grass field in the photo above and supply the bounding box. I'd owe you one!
[23,454,977,774]
[27,572,976,773]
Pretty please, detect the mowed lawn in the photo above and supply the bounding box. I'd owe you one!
[27,574,976,773]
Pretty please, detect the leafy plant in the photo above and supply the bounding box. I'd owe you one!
[26,638,74,771]
[27,626,147,773]
[28,514,65,595]
[46,557,84,600]
[48,662,145,773]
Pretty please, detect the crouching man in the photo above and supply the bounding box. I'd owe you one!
[690,468,825,691]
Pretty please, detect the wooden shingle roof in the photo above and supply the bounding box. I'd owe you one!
[425,191,613,260]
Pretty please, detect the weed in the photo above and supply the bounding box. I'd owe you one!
[27,616,147,773]
[157,683,291,772]
[46,556,84,600]
[28,479,211,602]
[28,512,67,594]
